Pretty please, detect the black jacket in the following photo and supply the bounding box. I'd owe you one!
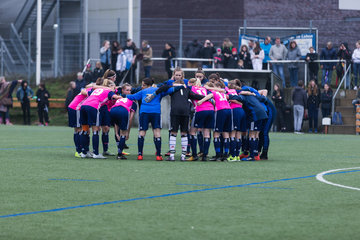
[170,88,203,116]
[272,89,285,109]
[239,51,252,69]
[227,54,240,69]
[36,88,50,106]
[92,68,104,82]
[307,88,321,108]
[306,52,319,72]
[162,48,176,71]
[320,89,333,110]
[292,86,307,108]
[184,41,201,58]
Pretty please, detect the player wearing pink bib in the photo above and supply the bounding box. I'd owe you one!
[110,84,133,159]
[226,80,247,161]
[80,80,120,159]
[67,87,92,158]
[197,82,231,161]
[186,78,215,161]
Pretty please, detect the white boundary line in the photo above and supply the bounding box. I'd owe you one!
[316,167,360,191]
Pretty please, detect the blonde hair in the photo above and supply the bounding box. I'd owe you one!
[188,78,201,87]
[103,79,115,87]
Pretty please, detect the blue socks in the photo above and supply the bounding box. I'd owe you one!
[102,132,109,152]
[236,138,242,156]
[74,132,81,153]
[92,131,99,155]
[230,137,236,157]
[224,138,229,155]
[80,131,89,154]
[138,135,144,156]
[154,137,161,156]
[190,135,197,157]
[214,137,221,156]
[118,135,126,154]
[197,131,204,153]
[203,137,210,157]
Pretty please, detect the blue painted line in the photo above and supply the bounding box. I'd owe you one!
[1,169,359,219]
[48,179,103,182]
[176,183,293,190]
[0,146,73,150]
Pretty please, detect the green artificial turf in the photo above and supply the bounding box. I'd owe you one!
[0,125,360,240]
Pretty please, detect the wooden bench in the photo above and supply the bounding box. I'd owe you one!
[12,98,66,108]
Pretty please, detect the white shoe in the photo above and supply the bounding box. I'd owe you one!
[80,153,87,158]
[85,152,94,158]
[93,153,107,159]
[354,86,358,90]
[180,154,186,161]
[167,155,175,161]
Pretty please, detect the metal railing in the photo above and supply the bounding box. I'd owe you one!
[0,36,17,75]
[10,23,33,67]
[331,65,351,117]
[267,59,345,87]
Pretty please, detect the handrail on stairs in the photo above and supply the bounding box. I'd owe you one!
[331,65,351,117]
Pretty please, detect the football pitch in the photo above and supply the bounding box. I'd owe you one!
[1,125,360,239]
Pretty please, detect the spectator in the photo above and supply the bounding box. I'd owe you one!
[321,83,333,118]
[16,80,34,125]
[162,42,176,79]
[0,77,21,125]
[65,81,76,108]
[307,80,321,133]
[337,42,352,88]
[213,48,224,69]
[200,39,216,68]
[305,46,319,85]
[352,40,360,90]
[227,48,240,69]
[111,41,120,71]
[239,45,252,69]
[184,39,201,68]
[115,47,127,85]
[221,38,233,68]
[36,82,50,126]
[123,38,138,83]
[250,41,264,71]
[141,40,153,78]
[287,41,302,87]
[100,40,111,71]
[269,37,287,87]
[292,80,307,134]
[272,83,286,132]
[351,88,360,110]
[260,36,272,69]
[83,64,93,84]
[74,72,86,96]
[92,61,104,82]
[248,40,255,52]
[320,42,337,87]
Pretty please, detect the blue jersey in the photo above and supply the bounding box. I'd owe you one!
[126,86,178,114]
[238,86,267,112]
[229,94,268,122]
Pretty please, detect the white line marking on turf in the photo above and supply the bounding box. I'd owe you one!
[316,167,360,191]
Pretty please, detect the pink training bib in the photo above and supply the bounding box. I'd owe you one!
[82,88,113,110]
[68,88,92,110]
[191,86,214,112]
[111,98,133,112]
[227,88,242,109]
[211,90,231,111]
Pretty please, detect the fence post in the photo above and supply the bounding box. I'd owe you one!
[179,18,183,67]
[243,19,247,35]
[28,28,32,83]
[344,62,347,89]
[117,18,121,43]
[304,61,307,86]
[309,20,313,33]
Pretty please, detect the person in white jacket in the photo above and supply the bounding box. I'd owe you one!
[352,40,360,90]
[115,47,127,85]
[250,41,265,71]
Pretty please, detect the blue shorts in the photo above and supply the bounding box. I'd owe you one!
[247,119,266,132]
[232,108,246,132]
[110,106,129,131]
[68,108,81,128]
[215,109,232,132]
[99,105,111,126]
[194,110,215,129]
[80,105,100,127]
[139,113,162,131]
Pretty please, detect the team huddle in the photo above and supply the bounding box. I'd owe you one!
[67,67,276,162]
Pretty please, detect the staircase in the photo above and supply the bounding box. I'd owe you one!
[0,0,56,75]
[328,89,357,134]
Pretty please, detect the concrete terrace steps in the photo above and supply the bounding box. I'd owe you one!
[332,89,357,135]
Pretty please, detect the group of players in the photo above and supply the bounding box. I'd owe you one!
[67,67,276,162]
